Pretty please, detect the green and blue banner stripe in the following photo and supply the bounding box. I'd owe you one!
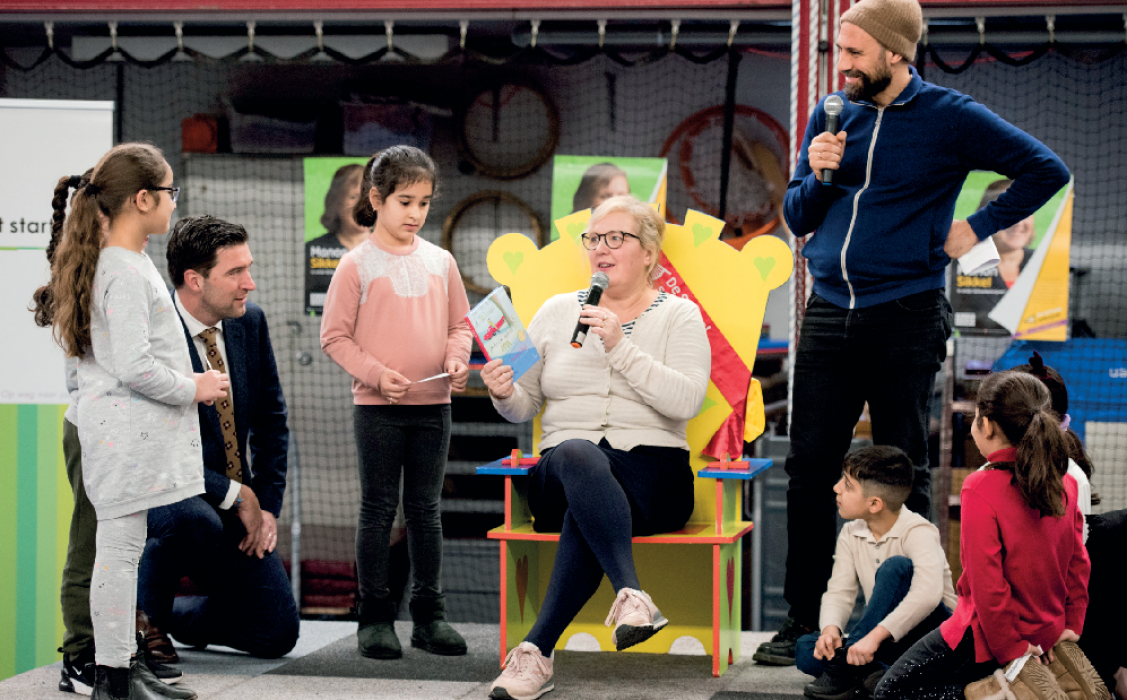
[0,404,70,681]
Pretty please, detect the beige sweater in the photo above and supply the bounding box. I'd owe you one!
[492,292,710,451]
[819,507,958,641]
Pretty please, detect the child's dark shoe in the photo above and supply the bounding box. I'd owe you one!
[356,597,402,659]
[803,648,871,700]
[410,597,467,656]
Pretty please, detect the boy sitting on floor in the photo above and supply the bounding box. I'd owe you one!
[797,445,957,700]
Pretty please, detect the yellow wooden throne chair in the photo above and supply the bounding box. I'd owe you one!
[476,207,792,676]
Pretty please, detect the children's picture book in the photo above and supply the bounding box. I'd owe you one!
[465,287,541,382]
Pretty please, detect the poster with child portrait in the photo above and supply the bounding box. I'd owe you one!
[950,171,1072,340]
[303,156,370,314]
[549,156,667,239]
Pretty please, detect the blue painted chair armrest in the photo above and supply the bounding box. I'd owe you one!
[697,458,772,480]
[476,453,536,476]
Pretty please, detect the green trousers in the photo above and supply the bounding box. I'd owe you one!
[60,418,96,658]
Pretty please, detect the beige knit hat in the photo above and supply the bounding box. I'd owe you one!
[840,0,923,61]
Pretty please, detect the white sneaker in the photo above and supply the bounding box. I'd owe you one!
[605,588,668,651]
[489,641,554,700]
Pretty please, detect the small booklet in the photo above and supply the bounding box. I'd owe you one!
[465,287,541,382]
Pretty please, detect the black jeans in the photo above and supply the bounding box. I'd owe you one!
[1080,509,1127,687]
[785,290,951,627]
[875,627,999,700]
[139,496,300,658]
[354,404,451,602]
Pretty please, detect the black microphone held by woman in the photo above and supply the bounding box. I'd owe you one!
[570,272,610,348]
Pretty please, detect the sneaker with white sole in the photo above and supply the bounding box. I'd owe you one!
[489,641,554,700]
[605,588,668,651]
[59,648,96,695]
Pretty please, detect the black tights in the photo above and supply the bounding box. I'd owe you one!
[523,439,693,652]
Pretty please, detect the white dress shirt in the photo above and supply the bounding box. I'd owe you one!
[175,291,242,510]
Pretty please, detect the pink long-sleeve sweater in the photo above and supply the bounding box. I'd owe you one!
[320,234,472,406]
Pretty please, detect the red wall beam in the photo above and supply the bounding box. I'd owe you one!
[3,0,1117,11]
[0,0,785,10]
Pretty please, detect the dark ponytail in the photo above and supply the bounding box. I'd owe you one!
[352,145,438,228]
[976,371,1069,517]
[1011,351,1099,505]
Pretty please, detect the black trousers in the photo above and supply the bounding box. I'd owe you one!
[1080,508,1127,686]
[784,290,951,627]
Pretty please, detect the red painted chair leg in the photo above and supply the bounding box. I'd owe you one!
[499,544,508,668]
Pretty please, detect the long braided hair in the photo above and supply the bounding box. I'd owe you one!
[30,169,93,329]
[30,143,169,357]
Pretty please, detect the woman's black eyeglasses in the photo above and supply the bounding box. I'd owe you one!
[150,187,181,203]
[579,231,639,250]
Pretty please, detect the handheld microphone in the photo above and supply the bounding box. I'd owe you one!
[570,272,610,348]
[821,95,844,186]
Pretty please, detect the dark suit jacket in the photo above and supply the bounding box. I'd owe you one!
[177,299,289,517]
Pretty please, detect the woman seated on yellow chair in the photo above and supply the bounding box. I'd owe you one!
[482,195,711,700]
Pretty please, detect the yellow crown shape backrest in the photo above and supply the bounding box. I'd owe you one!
[486,207,792,522]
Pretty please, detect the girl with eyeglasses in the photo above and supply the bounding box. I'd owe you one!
[33,143,227,700]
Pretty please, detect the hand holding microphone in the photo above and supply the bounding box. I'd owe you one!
[812,94,846,185]
[580,305,624,352]
[570,272,610,348]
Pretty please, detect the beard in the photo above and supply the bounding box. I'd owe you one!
[843,56,893,102]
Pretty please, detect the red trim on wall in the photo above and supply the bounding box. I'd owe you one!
[2,0,1110,10]
[0,0,785,10]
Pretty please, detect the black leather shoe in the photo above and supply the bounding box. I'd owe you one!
[133,656,196,699]
[753,616,814,666]
[136,631,183,684]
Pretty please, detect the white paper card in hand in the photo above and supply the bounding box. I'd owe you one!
[958,236,1000,275]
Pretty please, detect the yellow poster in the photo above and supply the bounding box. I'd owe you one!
[950,172,1072,340]
[987,184,1074,340]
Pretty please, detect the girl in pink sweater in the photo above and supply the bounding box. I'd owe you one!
[875,370,1089,700]
[320,146,472,661]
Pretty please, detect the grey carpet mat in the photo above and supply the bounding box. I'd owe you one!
[265,624,500,681]
[267,624,714,682]
[709,693,804,700]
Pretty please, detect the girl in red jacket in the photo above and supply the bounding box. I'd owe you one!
[875,370,1089,700]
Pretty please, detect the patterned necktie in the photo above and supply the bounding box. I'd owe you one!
[198,327,242,483]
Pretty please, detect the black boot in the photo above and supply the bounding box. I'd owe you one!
[410,597,467,656]
[803,647,875,700]
[91,665,129,700]
[131,656,197,699]
[136,631,183,685]
[357,597,402,659]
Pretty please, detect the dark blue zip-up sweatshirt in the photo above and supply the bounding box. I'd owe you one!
[784,66,1070,310]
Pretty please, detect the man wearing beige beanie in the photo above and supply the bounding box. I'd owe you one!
[755,0,1072,683]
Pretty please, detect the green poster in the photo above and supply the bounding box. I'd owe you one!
[549,156,668,238]
[302,157,369,314]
